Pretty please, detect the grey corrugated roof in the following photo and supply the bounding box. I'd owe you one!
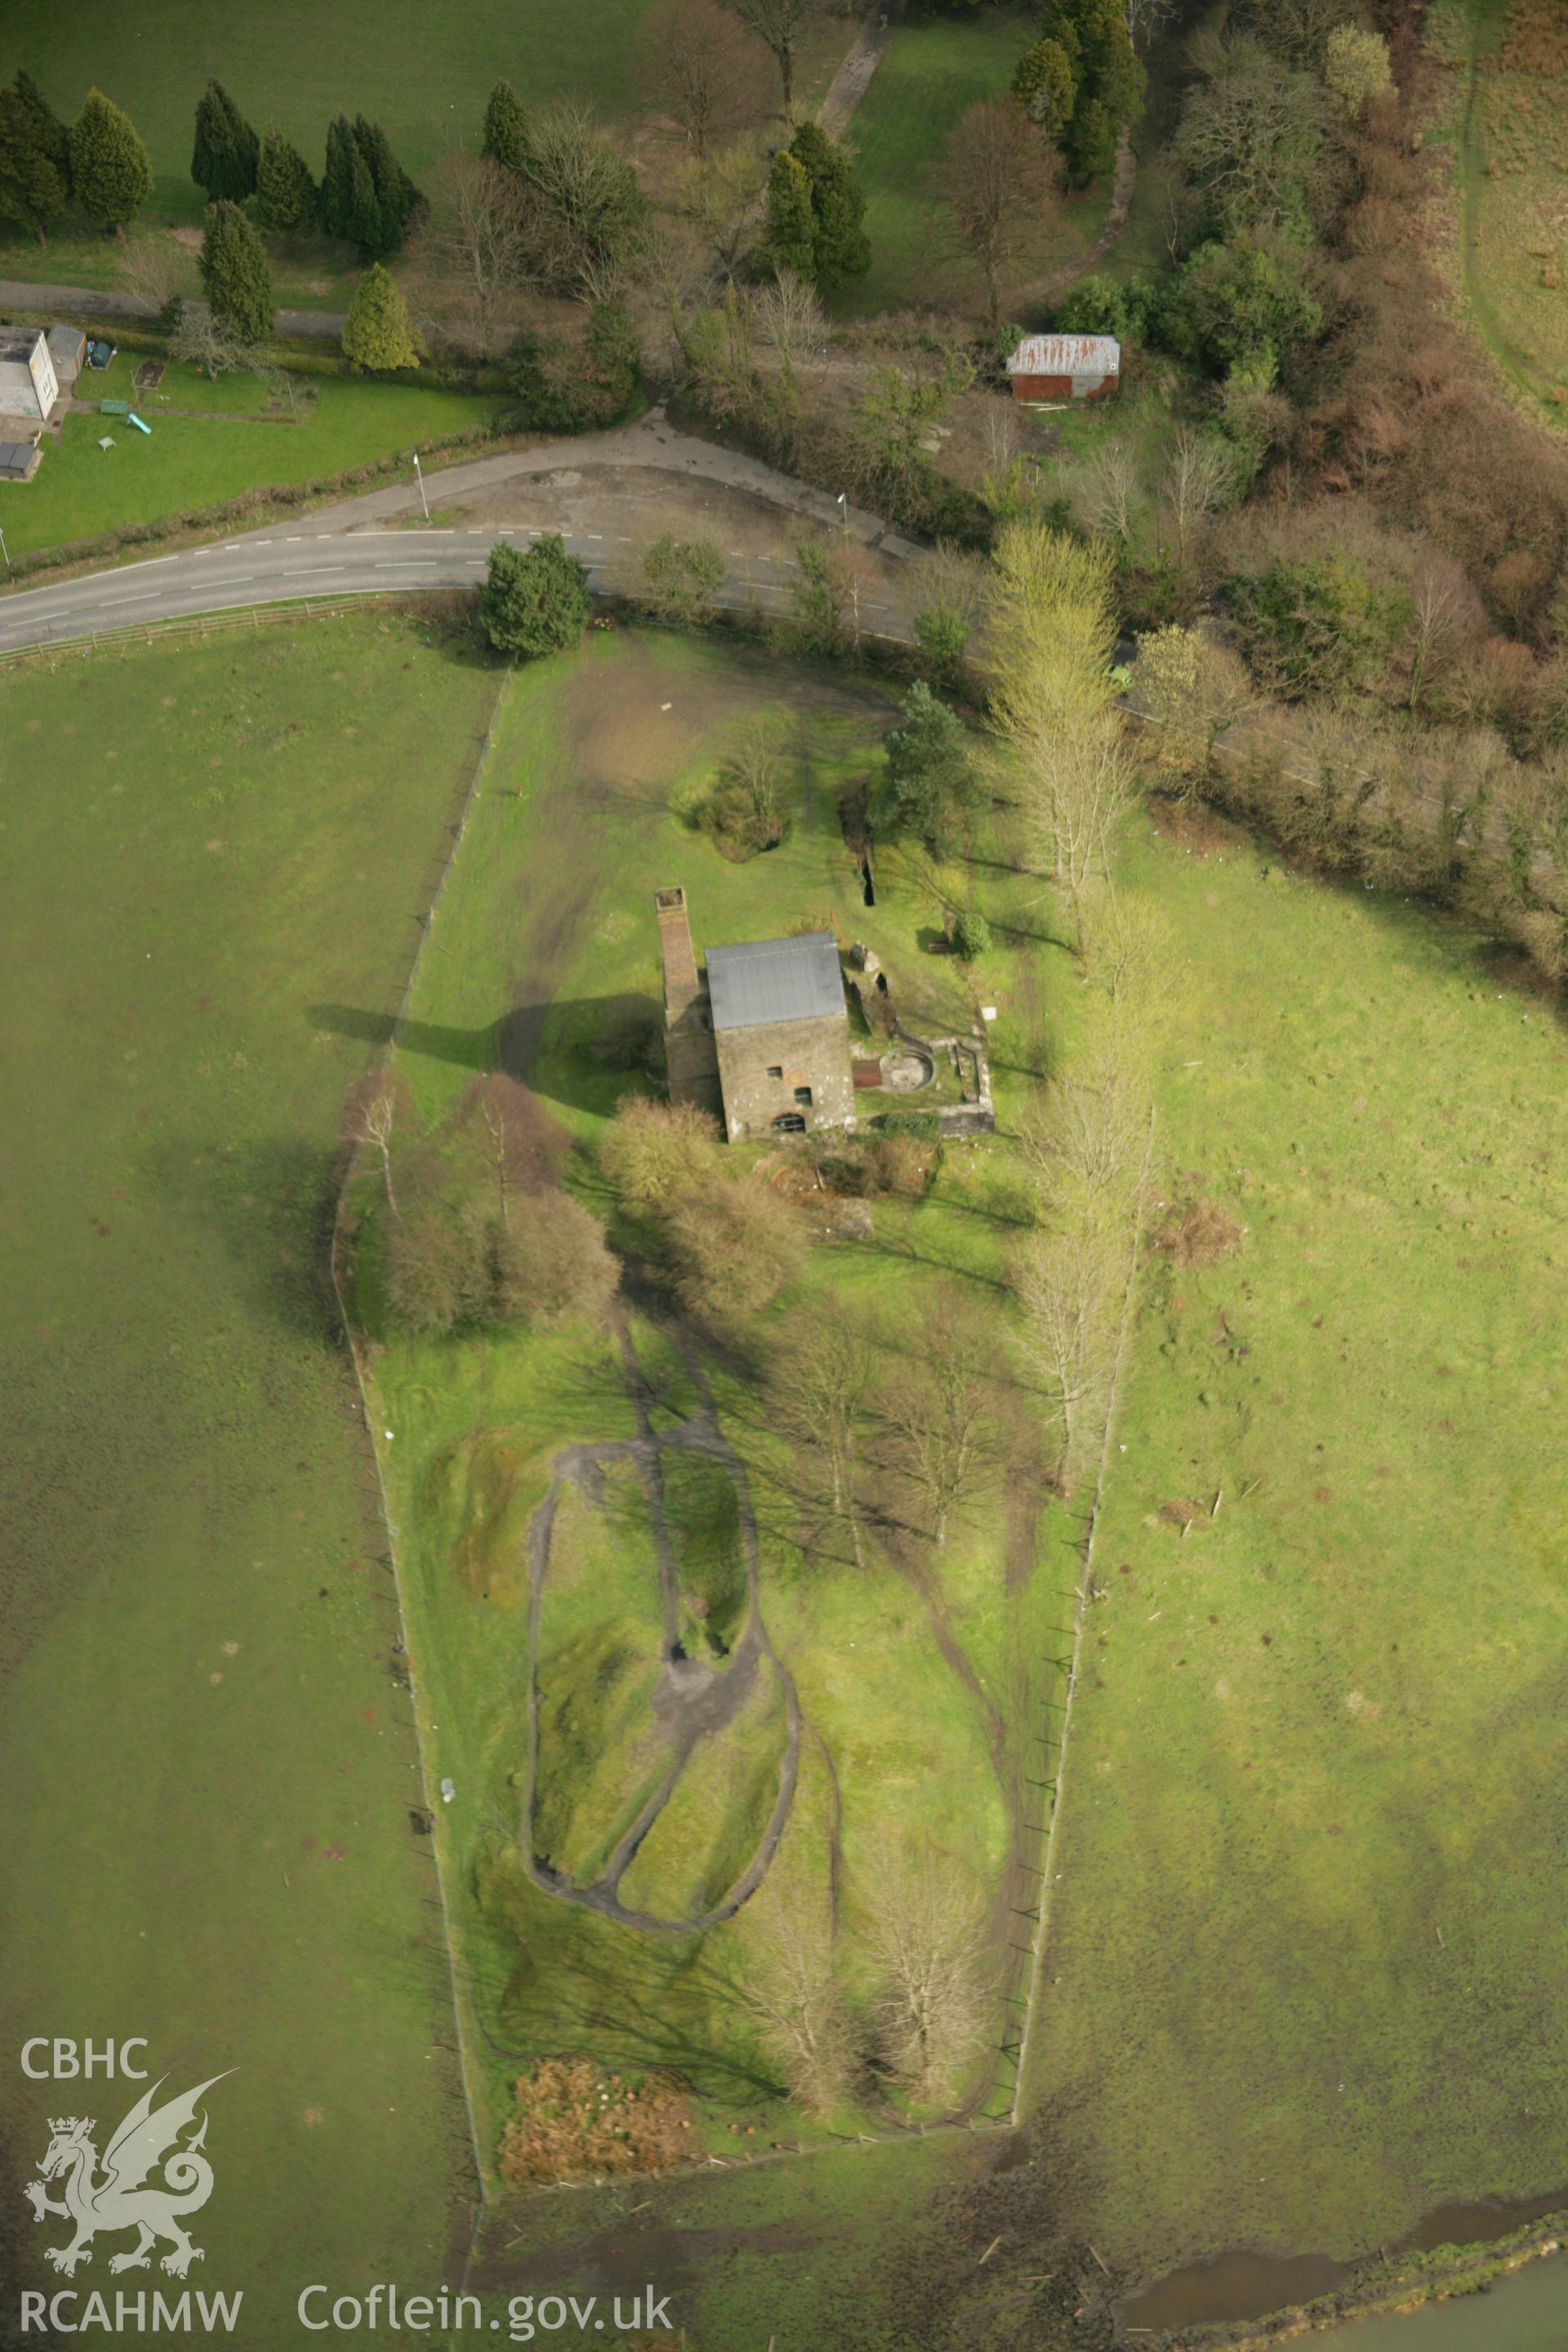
[0,441,37,475]
[706,931,844,1031]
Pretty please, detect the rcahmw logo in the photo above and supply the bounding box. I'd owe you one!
[19,2042,241,2336]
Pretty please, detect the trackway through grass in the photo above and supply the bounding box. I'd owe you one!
[0,612,503,2339]
[1023,809,1568,2283]
[1427,0,1568,428]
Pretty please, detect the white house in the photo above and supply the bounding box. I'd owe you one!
[0,330,60,422]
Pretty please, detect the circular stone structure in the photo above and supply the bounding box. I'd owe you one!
[881,1046,934,1093]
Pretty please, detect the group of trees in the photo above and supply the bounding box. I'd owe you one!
[764,119,870,293]
[740,1843,994,2113]
[1011,0,1146,181]
[0,73,151,238]
[361,1076,618,1339]
[190,82,423,259]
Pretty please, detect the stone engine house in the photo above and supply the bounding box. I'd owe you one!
[655,886,855,1140]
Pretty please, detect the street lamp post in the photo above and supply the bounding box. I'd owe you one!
[412,450,430,523]
[837,491,848,537]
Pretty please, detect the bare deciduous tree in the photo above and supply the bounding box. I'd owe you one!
[1125,0,1178,50]
[406,149,532,357]
[1161,425,1235,569]
[1013,1213,1125,1493]
[115,230,198,318]
[736,1871,853,2112]
[930,94,1060,332]
[167,311,252,381]
[1018,1034,1149,1224]
[724,0,820,112]
[599,1096,723,1210]
[879,1296,993,1548]
[675,136,770,283]
[768,1294,872,1565]
[753,266,826,369]
[1071,439,1139,546]
[359,1087,399,1219]
[637,0,771,156]
[862,1851,994,2105]
[665,1177,807,1322]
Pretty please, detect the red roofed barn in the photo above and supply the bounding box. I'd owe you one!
[1005,333,1120,404]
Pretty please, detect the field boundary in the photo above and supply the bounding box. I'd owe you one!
[325,662,518,2239]
[1009,1110,1156,2126]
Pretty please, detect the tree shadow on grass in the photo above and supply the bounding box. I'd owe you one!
[307,991,663,1120]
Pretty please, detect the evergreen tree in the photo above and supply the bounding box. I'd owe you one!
[255,127,317,236]
[354,115,421,255]
[70,89,154,229]
[764,148,816,280]
[0,83,69,243]
[319,114,359,239]
[341,262,421,371]
[871,681,977,859]
[1036,0,1144,181]
[191,80,259,203]
[345,138,384,258]
[198,198,275,344]
[787,120,870,292]
[14,69,73,192]
[479,536,592,661]
[482,80,531,175]
[1012,37,1076,137]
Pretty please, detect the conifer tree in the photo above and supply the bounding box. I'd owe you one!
[341,261,421,371]
[14,69,72,191]
[764,148,815,280]
[198,198,275,344]
[191,80,259,203]
[786,121,869,292]
[0,82,69,243]
[70,89,154,229]
[354,115,421,253]
[345,138,383,257]
[482,81,530,175]
[318,114,358,239]
[255,127,317,236]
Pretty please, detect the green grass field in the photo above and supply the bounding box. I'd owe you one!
[347,629,1072,2184]
[0,0,652,231]
[0,352,503,561]
[1022,808,1568,2283]
[838,5,1110,319]
[1423,0,1568,427]
[0,613,504,2337]
[0,0,854,305]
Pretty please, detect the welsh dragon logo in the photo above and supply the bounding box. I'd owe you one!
[24,2074,231,2278]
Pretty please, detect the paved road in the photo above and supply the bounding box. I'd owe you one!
[0,279,347,341]
[0,519,918,654]
[0,412,925,656]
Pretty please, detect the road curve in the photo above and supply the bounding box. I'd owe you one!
[0,413,926,655]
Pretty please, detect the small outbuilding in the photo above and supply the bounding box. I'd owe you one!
[0,436,42,483]
[1005,332,1120,404]
[0,328,60,422]
[46,323,87,390]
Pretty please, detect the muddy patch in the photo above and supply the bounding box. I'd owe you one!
[1149,794,1251,858]
[1120,2245,1350,2332]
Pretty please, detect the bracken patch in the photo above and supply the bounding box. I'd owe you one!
[497,2056,693,2185]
